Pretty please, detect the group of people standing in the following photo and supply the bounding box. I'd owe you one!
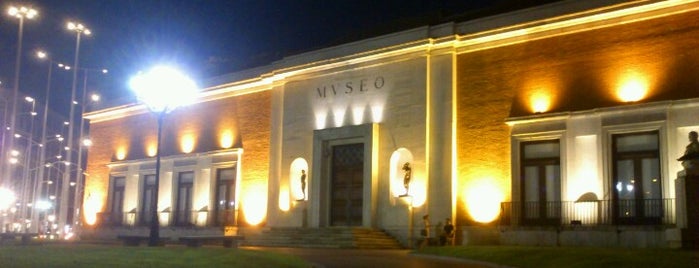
[419,214,454,248]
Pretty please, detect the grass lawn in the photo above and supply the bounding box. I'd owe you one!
[416,246,699,268]
[0,243,308,268]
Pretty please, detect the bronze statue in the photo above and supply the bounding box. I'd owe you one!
[401,162,411,196]
[300,170,307,200]
[678,131,699,171]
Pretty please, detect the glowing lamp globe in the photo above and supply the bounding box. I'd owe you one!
[129,66,198,113]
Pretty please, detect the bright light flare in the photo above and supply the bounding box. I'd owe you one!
[82,138,93,147]
[530,92,551,113]
[115,147,127,160]
[464,180,503,223]
[617,70,648,102]
[8,6,37,19]
[36,200,52,210]
[219,130,234,149]
[130,66,199,113]
[242,186,267,225]
[180,134,196,153]
[279,186,290,212]
[67,21,90,35]
[0,188,16,210]
[146,144,157,157]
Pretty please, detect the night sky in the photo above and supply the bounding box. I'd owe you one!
[0,0,554,114]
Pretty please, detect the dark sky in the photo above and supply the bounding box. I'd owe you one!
[0,0,553,114]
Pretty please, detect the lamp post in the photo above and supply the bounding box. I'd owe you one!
[59,21,90,239]
[130,66,198,247]
[31,51,70,234]
[73,68,103,238]
[2,5,37,191]
[19,97,37,232]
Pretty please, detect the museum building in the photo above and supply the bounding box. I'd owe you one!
[83,0,699,247]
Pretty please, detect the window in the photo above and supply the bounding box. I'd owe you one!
[214,168,236,226]
[109,176,125,225]
[140,174,157,226]
[520,140,561,225]
[174,171,194,226]
[612,131,662,224]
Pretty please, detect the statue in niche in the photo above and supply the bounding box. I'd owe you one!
[401,162,412,197]
[298,170,307,201]
[678,131,699,173]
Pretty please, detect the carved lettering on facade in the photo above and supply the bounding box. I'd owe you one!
[316,76,385,98]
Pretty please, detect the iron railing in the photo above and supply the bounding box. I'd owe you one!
[499,199,675,227]
[99,210,214,227]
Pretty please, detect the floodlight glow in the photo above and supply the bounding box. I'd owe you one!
[0,188,16,210]
[8,6,37,19]
[82,138,93,147]
[90,94,100,102]
[36,200,52,210]
[129,66,199,113]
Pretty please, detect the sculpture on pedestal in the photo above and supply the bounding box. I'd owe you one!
[678,131,699,173]
[401,162,412,196]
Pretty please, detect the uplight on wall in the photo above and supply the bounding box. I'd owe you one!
[314,109,327,129]
[83,192,103,226]
[530,92,551,113]
[370,103,384,123]
[332,107,346,127]
[279,187,290,212]
[242,184,267,225]
[219,130,235,149]
[180,134,196,153]
[146,143,157,157]
[352,105,365,125]
[617,70,648,102]
[115,146,127,160]
[464,179,503,223]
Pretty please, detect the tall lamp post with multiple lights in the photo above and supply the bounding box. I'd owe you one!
[59,21,91,238]
[130,66,198,247]
[72,67,105,238]
[2,6,37,190]
[30,51,71,234]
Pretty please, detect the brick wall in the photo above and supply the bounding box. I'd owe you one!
[84,90,272,224]
[455,10,699,224]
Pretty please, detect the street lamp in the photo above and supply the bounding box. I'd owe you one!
[130,66,198,246]
[70,66,106,238]
[2,5,37,191]
[31,50,71,234]
[19,97,38,232]
[59,20,91,239]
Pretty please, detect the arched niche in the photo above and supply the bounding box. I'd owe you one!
[389,148,414,197]
[290,158,309,201]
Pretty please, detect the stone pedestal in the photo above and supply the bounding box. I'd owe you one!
[676,170,699,249]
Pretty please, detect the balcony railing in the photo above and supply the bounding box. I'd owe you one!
[499,199,675,227]
[98,210,214,227]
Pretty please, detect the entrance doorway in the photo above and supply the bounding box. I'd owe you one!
[330,143,364,226]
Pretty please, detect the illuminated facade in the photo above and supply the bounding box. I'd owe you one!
[84,0,699,247]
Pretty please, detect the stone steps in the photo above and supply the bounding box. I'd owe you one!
[240,227,403,249]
